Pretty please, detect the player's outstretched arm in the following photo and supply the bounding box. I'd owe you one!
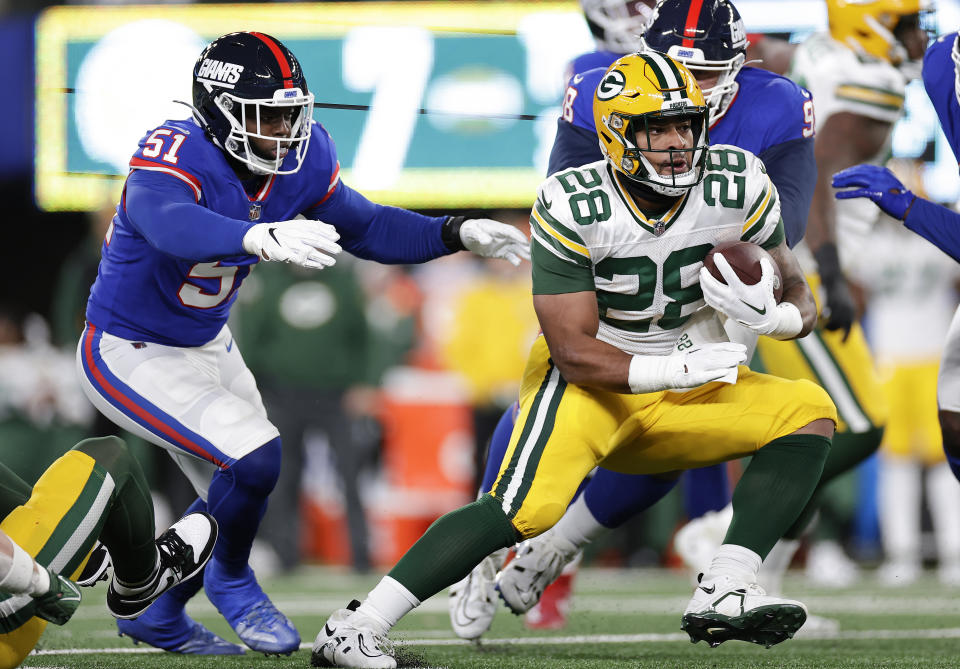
[0,530,81,629]
[834,164,960,263]
[533,292,745,394]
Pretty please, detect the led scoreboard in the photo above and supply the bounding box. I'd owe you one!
[34,0,960,212]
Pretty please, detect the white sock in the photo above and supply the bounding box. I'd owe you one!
[708,544,761,583]
[357,576,420,634]
[551,494,608,550]
[758,538,800,596]
[879,456,920,565]
[927,463,960,564]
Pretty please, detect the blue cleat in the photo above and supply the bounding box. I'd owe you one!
[117,608,245,655]
[204,557,300,655]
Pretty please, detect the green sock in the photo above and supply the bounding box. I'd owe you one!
[783,426,882,539]
[74,437,157,584]
[724,433,831,558]
[389,494,519,601]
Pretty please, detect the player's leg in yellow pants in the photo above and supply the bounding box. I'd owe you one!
[756,318,887,538]
[0,436,156,669]
[385,337,835,602]
[493,337,836,555]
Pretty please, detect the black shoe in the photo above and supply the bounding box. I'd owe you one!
[77,542,111,587]
[107,512,217,620]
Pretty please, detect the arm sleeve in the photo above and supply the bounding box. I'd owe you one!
[306,181,453,264]
[124,170,255,261]
[758,136,816,249]
[904,197,960,263]
[547,120,603,176]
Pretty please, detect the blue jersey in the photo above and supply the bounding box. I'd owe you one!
[924,32,960,167]
[552,60,816,246]
[87,118,449,347]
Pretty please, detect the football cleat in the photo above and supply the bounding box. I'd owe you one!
[496,535,579,615]
[804,540,860,588]
[204,557,300,655]
[681,572,807,648]
[448,548,506,640]
[673,505,733,576]
[107,512,217,620]
[524,569,576,630]
[117,609,246,655]
[311,600,396,669]
[76,541,112,587]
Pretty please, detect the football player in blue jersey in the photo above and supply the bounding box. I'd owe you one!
[833,30,960,485]
[448,0,819,638]
[75,31,529,657]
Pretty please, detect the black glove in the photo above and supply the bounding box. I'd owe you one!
[813,243,855,342]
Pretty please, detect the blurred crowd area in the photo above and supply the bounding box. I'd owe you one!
[0,0,959,594]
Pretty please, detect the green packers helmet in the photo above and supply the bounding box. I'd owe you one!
[594,50,709,196]
[826,0,932,66]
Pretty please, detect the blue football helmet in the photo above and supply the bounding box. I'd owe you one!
[191,32,314,175]
[640,0,747,122]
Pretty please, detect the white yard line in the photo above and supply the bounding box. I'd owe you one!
[26,627,960,658]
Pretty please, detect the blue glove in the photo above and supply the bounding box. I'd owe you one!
[832,164,917,220]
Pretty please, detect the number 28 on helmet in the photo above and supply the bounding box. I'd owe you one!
[594,51,709,197]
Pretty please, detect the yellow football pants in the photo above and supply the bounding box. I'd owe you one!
[0,451,109,669]
[491,336,837,538]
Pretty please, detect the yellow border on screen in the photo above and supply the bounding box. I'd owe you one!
[35,1,578,211]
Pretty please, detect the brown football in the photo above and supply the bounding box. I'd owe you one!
[703,241,783,302]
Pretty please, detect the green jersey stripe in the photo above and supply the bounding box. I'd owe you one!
[531,224,592,268]
[533,201,588,248]
[742,188,779,242]
[505,365,567,518]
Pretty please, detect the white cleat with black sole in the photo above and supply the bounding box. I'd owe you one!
[311,600,396,669]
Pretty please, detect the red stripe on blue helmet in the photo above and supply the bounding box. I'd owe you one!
[682,0,706,48]
[249,31,294,88]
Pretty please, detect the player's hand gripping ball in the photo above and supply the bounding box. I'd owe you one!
[702,241,783,302]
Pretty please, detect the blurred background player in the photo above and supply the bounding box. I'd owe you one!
[846,165,960,586]
[75,31,529,657]
[0,435,216,669]
[833,30,960,527]
[313,51,838,669]
[450,0,819,637]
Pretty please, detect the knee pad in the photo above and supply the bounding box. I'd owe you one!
[225,437,282,498]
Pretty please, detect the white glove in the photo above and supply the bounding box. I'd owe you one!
[699,254,800,338]
[242,219,341,270]
[627,342,747,394]
[459,218,531,266]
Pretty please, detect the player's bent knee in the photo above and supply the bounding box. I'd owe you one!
[227,437,282,496]
[71,436,137,483]
[939,410,960,459]
[793,417,836,439]
[514,501,569,540]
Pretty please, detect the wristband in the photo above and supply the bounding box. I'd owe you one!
[440,216,467,252]
[627,354,676,394]
[766,302,804,340]
[0,541,38,595]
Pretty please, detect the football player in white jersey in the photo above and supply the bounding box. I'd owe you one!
[309,51,838,669]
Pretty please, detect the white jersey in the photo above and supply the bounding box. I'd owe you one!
[530,145,783,356]
[855,218,960,363]
[789,33,908,274]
